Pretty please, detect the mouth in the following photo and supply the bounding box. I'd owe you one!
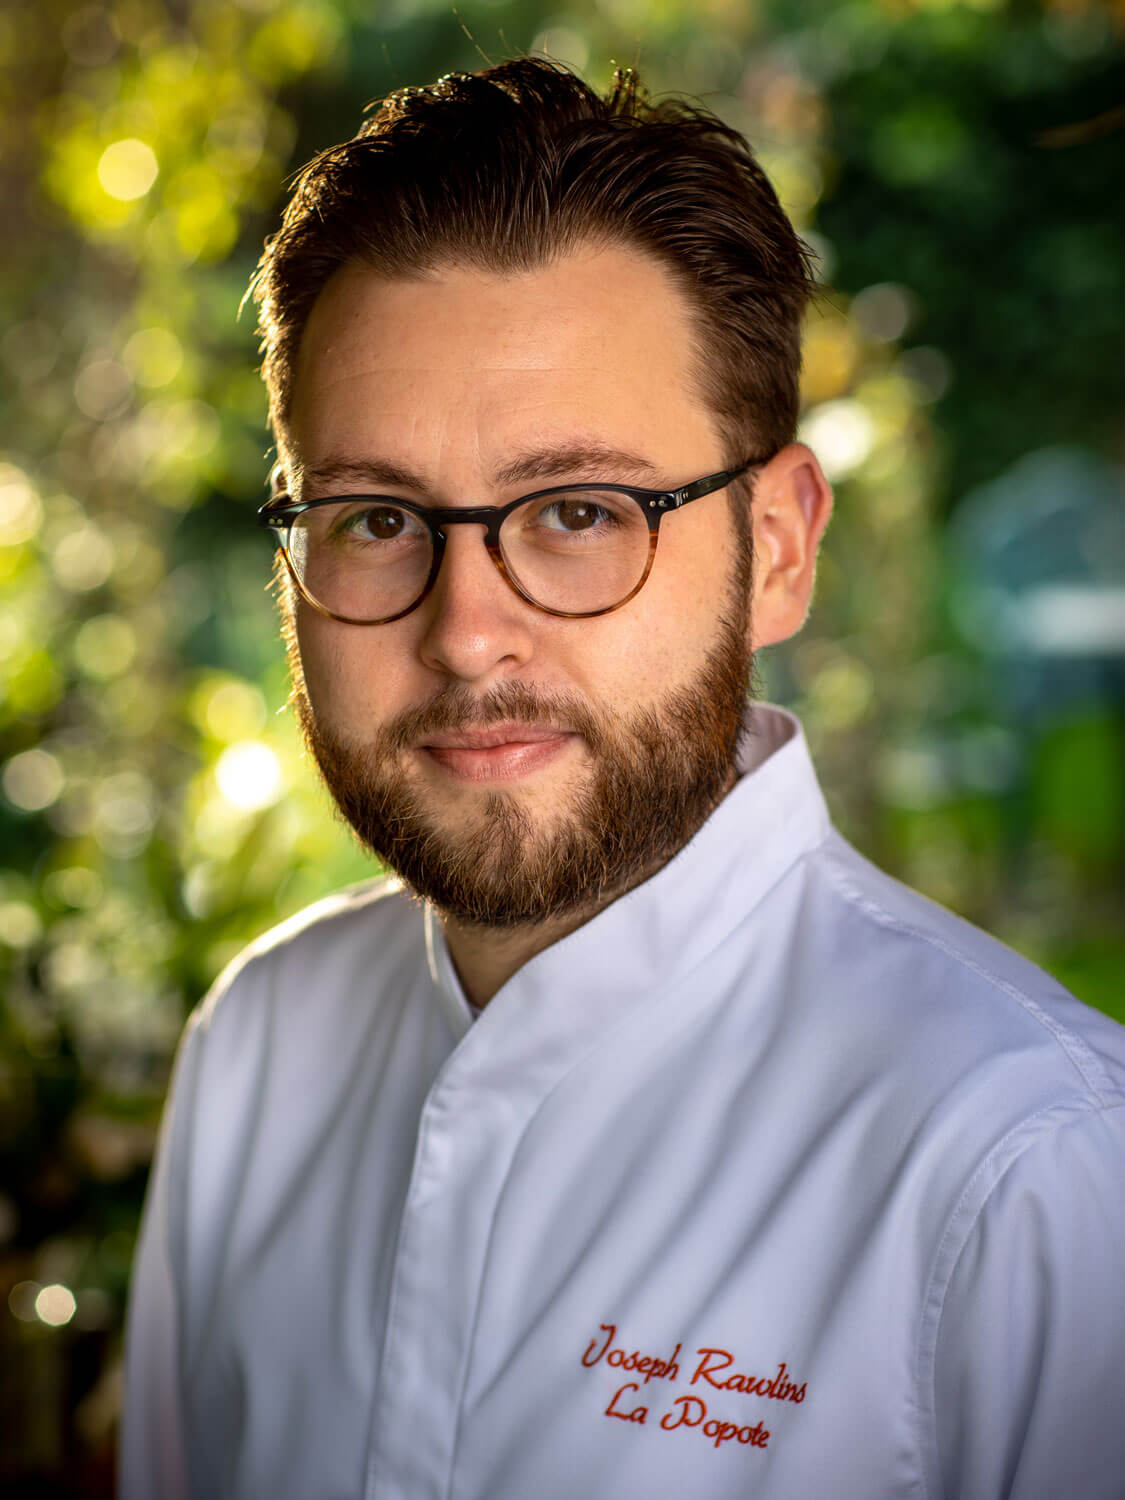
[422,723,570,751]
[418,722,579,782]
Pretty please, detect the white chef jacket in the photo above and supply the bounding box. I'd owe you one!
[120,706,1125,1500]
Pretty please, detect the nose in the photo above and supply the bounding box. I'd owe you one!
[415,522,537,684]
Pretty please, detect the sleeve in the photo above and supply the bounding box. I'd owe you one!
[932,1103,1125,1500]
[118,1017,203,1500]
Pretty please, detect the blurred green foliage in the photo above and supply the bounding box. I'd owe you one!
[1,0,1122,1489]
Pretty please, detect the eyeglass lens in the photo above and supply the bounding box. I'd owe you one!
[285,491,653,620]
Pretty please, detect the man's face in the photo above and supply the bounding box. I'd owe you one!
[283,244,756,927]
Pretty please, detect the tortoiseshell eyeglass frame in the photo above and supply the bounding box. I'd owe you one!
[258,459,760,626]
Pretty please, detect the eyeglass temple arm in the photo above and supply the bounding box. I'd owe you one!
[663,461,757,510]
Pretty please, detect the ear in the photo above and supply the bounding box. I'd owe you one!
[749,443,833,651]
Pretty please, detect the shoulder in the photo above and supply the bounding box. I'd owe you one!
[187,874,425,1055]
[162,877,426,1216]
[799,830,1125,1111]
[767,829,1125,1268]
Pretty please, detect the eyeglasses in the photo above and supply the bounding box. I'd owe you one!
[258,460,757,625]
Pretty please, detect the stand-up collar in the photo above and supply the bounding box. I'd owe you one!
[425,705,829,1040]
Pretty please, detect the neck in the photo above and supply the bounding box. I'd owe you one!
[441,908,591,1010]
[441,763,741,1008]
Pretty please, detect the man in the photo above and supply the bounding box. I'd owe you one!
[121,59,1125,1499]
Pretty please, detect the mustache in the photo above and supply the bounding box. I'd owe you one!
[379,680,610,756]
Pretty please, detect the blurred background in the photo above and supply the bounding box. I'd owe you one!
[1,0,1122,1490]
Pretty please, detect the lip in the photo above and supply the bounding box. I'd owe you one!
[418,724,578,782]
[421,723,570,751]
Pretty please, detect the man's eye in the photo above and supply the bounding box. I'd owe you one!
[334,505,420,542]
[362,507,407,540]
[537,498,619,533]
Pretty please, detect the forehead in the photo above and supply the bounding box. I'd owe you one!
[285,244,723,488]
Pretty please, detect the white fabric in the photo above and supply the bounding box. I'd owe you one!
[120,706,1125,1499]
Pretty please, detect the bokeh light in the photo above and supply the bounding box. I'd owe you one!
[97,139,159,201]
[0,900,44,947]
[35,1284,78,1327]
[3,748,65,811]
[215,740,284,810]
[73,614,139,680]
[799,398,876,480]
[74,359,133,421]
[123,326,184,388]
[0,468,42,545]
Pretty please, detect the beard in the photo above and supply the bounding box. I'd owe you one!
[290,528,755,930]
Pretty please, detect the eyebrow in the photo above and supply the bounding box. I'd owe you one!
[295,442,662,499]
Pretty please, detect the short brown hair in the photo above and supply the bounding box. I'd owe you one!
[250,58,815,466]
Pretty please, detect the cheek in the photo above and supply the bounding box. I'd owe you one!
[294,608,412,729]
[292,612,339,717]
[582,587,721,708]
[647,518,738,641]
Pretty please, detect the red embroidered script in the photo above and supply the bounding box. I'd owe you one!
[579,1323,809,1455]
[581,1323,681,1384]
[690,1347,807,1404]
